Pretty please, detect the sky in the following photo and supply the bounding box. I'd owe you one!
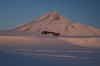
[0,0,100,30]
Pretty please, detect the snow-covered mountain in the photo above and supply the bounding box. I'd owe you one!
[0,11,100,66]
[13,11,100,36]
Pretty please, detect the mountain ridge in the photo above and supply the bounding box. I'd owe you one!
[13,11,100,36]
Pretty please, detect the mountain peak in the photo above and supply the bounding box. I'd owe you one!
[48,11,57,15]
[52,11,56,13]
[13,11,100,36]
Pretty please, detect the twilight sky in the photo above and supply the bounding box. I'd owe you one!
[0,0,100,30]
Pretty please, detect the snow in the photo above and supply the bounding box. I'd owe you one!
[0,30,100,66]
[0,11,100,66]
[59,37,100,48]
[0,30,100,49]
[13,11,100,36]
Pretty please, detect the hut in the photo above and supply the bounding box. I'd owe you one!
[42,31,60,36]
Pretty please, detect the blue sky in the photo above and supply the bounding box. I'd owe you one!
[0,0,100,30]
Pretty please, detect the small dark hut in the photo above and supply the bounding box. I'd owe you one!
[42,31,60,36]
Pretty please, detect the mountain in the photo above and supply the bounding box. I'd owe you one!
[13,11,100,36]
[0,11,100,66]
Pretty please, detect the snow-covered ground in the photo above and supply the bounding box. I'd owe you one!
[0,30,100,66]
[0,11,100,66]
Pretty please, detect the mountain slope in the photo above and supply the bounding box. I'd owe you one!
[13,11,100,36]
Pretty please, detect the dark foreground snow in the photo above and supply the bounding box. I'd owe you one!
[0,30,100,66]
